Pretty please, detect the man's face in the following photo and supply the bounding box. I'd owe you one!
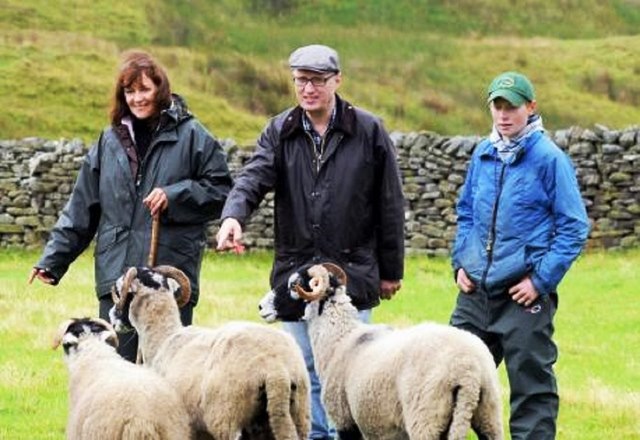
[292,69,341,114]
[489,97,536,139]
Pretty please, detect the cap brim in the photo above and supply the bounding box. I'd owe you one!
[487,90,527,107]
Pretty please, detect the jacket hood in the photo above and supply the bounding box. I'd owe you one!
[159,93,193,129]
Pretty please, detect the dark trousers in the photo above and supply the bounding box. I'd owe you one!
[450,288,558,440]
[99,297,193,363]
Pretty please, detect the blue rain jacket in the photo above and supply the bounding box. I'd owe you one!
[452,130,590,296]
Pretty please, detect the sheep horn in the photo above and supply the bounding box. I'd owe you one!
[152,265,191,308]
[114,267,139,311]
[321,263,348,287]
[52,319,75,350]
[294,284,321,301]
[294,264,331,301]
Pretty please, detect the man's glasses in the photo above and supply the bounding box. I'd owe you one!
[293,73,336,88]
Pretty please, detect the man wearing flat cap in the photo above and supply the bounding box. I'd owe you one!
[217,44,405,439]
[450,71,589,439]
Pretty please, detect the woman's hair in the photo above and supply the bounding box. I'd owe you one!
[110,50,172,126]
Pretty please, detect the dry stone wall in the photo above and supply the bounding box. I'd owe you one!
[2,126,639,254]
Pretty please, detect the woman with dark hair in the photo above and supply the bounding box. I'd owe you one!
[30,50,233,361]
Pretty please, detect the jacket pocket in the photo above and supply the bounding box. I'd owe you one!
[94,225,127,255]
[156,227,206,275]
[338,247,379,307]
[456,232,486,285]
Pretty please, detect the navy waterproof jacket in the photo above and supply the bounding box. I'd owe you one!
[452,130,590,296]
[36,96,232,303]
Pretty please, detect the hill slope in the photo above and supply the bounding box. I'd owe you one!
[1,0,640,144]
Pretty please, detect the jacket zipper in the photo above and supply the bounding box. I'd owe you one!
[481,162,507,289]
[306,132,326,174]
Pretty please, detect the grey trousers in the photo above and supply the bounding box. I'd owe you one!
[450,288,558,440]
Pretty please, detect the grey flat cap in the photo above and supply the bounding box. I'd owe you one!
[288,44,340,73]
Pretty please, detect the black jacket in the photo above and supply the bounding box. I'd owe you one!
[36,96,232,303]
[222,96,405,310]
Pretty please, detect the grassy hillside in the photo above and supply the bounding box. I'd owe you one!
[1,0,640,144]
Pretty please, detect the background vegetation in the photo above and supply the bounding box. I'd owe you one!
[1,249,638,439]
[2,0,640,144]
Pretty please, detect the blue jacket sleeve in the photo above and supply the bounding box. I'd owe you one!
[531,154,590,295]
[451,154,477,275]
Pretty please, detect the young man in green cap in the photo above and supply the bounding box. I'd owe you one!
[450,71,590,439]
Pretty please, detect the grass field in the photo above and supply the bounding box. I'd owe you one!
[0,248,638,439]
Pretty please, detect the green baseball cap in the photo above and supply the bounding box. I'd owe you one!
[487,71,535,106]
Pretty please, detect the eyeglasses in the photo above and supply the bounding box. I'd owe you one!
[292,74,336,88]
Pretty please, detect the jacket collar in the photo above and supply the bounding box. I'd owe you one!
[478,129,544,163]
[280,94,356,141]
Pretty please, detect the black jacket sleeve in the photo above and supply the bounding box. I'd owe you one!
[35,137,103,282]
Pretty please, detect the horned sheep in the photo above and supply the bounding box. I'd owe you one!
[110,265,310,440]
[53,317,191,440]
[259,263,504,440]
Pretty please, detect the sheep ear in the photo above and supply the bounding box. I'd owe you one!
[101,330,118,349]
[52,319,76,350]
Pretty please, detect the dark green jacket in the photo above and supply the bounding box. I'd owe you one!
[36,96,232,303]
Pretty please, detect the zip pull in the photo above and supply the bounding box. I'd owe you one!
[135,168,142,188]
[486,231,493,252]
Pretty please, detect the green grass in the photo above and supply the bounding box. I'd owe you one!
[0,248,638,439]
[3,1,640,145]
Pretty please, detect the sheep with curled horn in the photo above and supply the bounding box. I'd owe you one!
[53,317,191,440]
[259,263,504,440]
[111,265,310,440]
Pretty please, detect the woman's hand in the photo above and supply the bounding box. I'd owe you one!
[143,188,168,217]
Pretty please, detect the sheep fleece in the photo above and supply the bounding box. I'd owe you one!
[314,322,502,439]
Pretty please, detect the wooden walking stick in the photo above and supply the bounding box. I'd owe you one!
[136,214,160,365]
[148,214,160,267]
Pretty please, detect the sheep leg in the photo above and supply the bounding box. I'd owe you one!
[471,426,490,440]
[469,385,503,440]
[337,425,364,439]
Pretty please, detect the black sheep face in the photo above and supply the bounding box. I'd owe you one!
[258,264,345,322]
[258,267,309,323]
[109,266,181,332]
[58,318,118,355]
